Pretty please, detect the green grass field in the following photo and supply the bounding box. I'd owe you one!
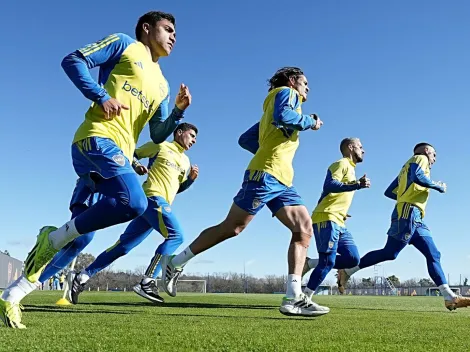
[0,291,469,351]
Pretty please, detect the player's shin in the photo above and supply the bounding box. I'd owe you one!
[304,252,335,299]
[1,275,38,304]
[286,232,311,298]
[172,225,229,267]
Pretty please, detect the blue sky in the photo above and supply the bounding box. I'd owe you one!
[1,0,469,285]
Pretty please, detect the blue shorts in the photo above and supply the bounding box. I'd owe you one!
[313,221,356,253]
[233,170,304,215]
[387,204,431,244]
[69,177,104,211]
[72,137,135,184]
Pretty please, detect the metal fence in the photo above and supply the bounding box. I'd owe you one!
[331,285,470,296]
[0,252,23,289]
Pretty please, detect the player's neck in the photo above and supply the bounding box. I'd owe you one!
[142,43,160,63]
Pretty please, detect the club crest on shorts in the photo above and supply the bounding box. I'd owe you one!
[164,206,171,213]
[404,233,411,241]
[112,154,125,166]
[328,241,334,249]
[252,199,261,209]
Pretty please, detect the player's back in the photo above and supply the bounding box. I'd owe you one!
[396,155,431,217]
[312,158,357,226]
[136,141,190,205]
[72,33,169,161]
[247,87,302,187]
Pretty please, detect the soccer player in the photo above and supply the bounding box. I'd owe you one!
[337,143,470,311]
[160,67,328,317]
[0,11,192,329]
[301,138,370,303]
[69,123,199,304]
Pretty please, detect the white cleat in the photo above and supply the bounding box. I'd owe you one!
[161,255,184,297]
[279,294,330,317]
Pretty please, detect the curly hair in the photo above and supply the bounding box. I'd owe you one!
[267,67,304,91]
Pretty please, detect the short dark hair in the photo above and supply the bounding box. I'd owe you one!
[268,67,304,91]
[340,137,359,154]
[413,142,434,154]
[135,11,176,41]
[174,122,198,137]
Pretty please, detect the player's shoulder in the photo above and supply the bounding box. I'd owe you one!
[410,154,429,166]
[112,33,136,45]
[330,157,350,169]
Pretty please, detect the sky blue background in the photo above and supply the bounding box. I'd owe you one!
[1,0,469,284]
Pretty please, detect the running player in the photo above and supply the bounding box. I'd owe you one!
[0,11,192,329]
[302,138,370,304]
[337,143,470,311]
[160,67,329,317]
[69,123,198,304]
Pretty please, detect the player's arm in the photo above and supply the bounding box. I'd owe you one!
[135,142,161,159]
[384,177,398,200]
[61,33,134,104]
[323,162,363,193]
[410,158,445,192]
[177,165,198,194]
[148,82,186,144]
[238,122,260,154]
[273,89,315,131]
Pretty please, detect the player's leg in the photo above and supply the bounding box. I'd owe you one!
[23,138,147,286]
[303,227,360,276]
[134,197,185,303]
[410,224,470,310]
[337,210,416,294]
[70,213,153,304]
[0,182,98,327]
[334,229,360,270]
[303,222,340,299]
[269,186,329,317]
[161,170,273,296]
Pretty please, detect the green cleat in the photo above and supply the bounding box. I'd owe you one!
[24,226,59,283]
[0,299,26,329]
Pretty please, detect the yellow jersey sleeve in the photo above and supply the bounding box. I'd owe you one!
[135,142,161,159]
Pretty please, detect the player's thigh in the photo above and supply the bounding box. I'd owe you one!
[219,202,256,235]
[271,187,311,234]
[143,196,184,239]
[409,223,440,258]
[387,206,420,244]
[313,221,340,254]
[233,170,285,216]
[337,229,359,258]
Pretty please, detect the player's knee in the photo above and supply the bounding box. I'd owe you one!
[431,249,441,262]
[127,192,147,218]
[349,253,360,267]
[170,232,185,247]
[220,221,247,239]
[291,231,312,248]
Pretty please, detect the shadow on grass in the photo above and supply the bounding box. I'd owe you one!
[76,301,276,310]
[24,305,138,315]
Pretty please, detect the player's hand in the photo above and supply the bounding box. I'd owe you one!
[100,98,129,120]
[175,83,192,111]
[189,165,199,180]
[435,181,447,193]
[358,174,371,189]
[134,165,148,176]
[311,114,323,130]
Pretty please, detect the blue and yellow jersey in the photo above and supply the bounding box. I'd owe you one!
[393,155,443,218]
[62,33,182,162]
[311,158,360,227]
[246,87,315,187]
[135,141,192,204]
